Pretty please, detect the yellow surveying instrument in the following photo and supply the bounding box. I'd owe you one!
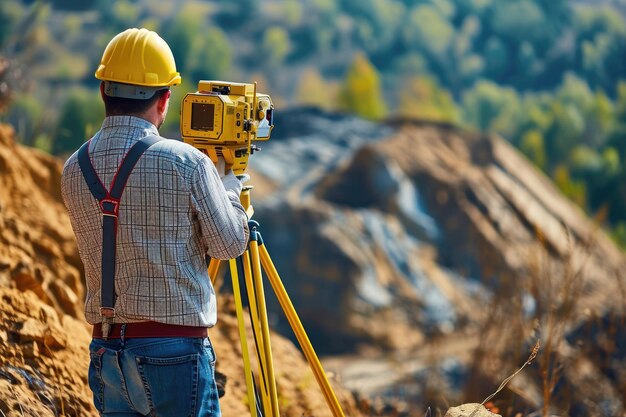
[181,81,345,417]
[181,80,273,175]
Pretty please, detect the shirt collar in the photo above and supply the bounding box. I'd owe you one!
[101,116,160,137]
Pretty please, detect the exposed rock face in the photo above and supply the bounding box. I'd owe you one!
[254,199,431,354]
[0,123,363,417]
[250,110,626,416]
[378,123,625,313]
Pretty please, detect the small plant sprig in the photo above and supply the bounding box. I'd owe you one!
[469,340,540,417]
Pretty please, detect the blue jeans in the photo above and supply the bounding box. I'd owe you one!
[88,336,221,416]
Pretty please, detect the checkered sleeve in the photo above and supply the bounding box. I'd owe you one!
[190,157,249,260]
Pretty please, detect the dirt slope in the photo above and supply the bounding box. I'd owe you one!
[0,123,362,416]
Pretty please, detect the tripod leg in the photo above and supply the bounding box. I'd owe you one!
[249,237,281,417]
[242,248,274,417]
[228,257,259,417]
[208,258,222,285]
[241,250,268,377]
[258,243,346,417]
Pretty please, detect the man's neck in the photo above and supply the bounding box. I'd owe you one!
[106,113,159,128]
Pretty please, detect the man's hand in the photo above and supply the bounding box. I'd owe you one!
[215,157,242,195]
[216,158,242,196]
[222,171,242,196]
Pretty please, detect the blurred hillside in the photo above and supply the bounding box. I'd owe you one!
[2,0,626,249]
[1,104,624,416]
[249,108,626,416]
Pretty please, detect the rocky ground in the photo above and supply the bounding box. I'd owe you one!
[1,106,625,416]
[0,122,95,416]
[0,122,363,417]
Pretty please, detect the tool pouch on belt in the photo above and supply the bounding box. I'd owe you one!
[78,135,162,339]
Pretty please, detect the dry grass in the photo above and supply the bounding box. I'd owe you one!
[530,225,589,417]
[478,340,540,412]
[9,384,25,416]
[459,217,615,417]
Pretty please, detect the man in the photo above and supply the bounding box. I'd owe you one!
[61,28,248,416]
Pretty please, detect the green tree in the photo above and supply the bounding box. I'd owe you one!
[572,144,623,227]
[288,0,338,61]
[390,53,429,77]
[611,221,626,250]
[53,0,98,11]
[0,1,18,49]
[461,79,521,138]
[575,6,626,91]
[544,101,585,166]
[404,4,455,58]
[5,96,43,146]
[569,145,603,173]
[189,27,232,83]
[616,81,626,121]
[214,0,259,28]
[575,5,626,43]
[347,0,404,54]
[512,95,553,146]
[606,82,626,163]
[586,91,615,147]
[541,75,597,165]
[553,164,586,207]
[482,37,510,80]
[52,89,103,156]
[520,129,547,170]
[295,68,336,111]
[455,16,481,69]
[433,0,456,19]
[556,73,594,109]
[163,10,204,75]
[279,0,304,27]
[261,26,291,66]
[490,0,547,44]
[455,0,492,16]
[338,53,387,120]
[601,147,621,177]
[97,0,140,33]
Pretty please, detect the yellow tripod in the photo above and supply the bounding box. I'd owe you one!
[207,183,346,417]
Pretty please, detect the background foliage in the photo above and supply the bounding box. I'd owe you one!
[1,0,626,248]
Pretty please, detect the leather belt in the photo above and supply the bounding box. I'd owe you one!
[92,321,208,339]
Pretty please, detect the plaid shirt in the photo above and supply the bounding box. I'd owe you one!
[61,116,249,327]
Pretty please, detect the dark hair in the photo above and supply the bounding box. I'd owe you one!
[102,86,169,116]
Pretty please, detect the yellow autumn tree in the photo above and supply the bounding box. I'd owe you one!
[295,68,338,111]
[338,53,387,120]
[398,75,459,123]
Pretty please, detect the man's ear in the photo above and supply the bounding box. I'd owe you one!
[100,82,106,100]
[157,89,171,113]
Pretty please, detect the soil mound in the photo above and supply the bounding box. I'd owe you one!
[0,123,362,416]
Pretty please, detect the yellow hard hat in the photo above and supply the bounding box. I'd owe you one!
[95,28,181,88]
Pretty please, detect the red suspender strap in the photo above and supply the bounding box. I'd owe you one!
[77,135,162,338]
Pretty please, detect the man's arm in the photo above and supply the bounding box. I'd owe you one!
[190,157,249,260]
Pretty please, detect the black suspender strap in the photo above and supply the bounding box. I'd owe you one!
[77,135,162,338]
